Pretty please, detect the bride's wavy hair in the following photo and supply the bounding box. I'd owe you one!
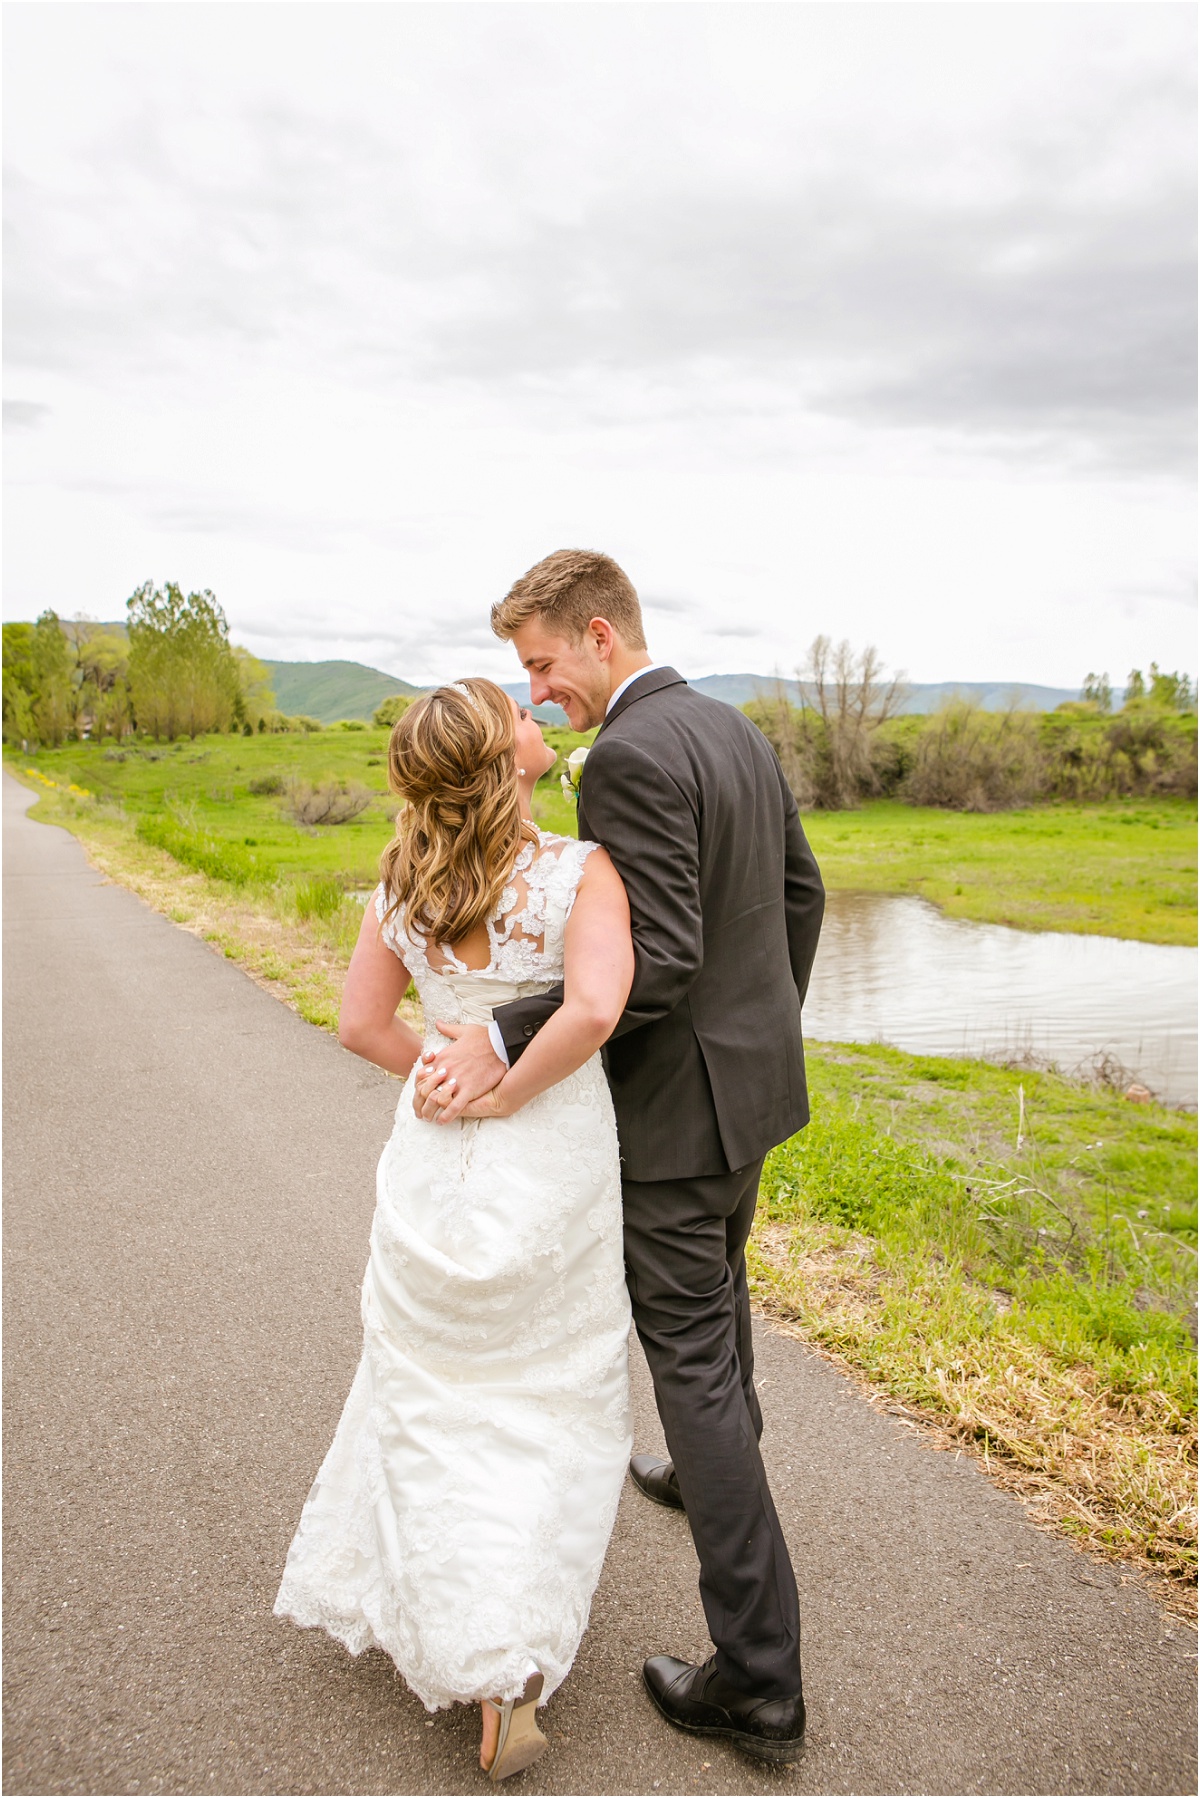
[379,677,536,945]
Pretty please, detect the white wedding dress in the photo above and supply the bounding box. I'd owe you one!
[274,831,632,1711]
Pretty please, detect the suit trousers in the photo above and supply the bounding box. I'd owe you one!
[621,1158,802,1700]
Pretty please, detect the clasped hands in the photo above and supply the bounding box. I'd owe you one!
[412,1022,509,1123]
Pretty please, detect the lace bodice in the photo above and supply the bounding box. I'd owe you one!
[374,831,599,1033]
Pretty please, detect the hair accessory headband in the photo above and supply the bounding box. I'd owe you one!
[448,680,485,715]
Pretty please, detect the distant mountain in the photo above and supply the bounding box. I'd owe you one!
[256,660,1082,724]
[689,674,1080,714]
[263,660,424,723]
[500,673,1080,723]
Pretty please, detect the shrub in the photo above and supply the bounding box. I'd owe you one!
[260,712,324,734]
[336,718,367,731]
[283,778,373,827]
[903,703,1045,810]
[293,875,346,921]
[135,814,258,885]
[372,693,412,729]
[1101,705,1197,799]
[246,772,284,796]
[1036,706,1197,801]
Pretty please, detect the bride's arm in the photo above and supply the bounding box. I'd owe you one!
[338,895,424,1078]
[461,849,633,1119]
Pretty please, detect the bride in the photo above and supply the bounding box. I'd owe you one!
[274,677,634,1781]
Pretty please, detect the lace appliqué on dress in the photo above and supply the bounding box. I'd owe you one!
[274,830,630,1713]
[374,830,599,998]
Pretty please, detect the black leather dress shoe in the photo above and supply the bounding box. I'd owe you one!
[643,1655,806,1764]
[629,1454,686,1513]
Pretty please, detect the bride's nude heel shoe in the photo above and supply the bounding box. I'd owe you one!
[482,1669,547,1781]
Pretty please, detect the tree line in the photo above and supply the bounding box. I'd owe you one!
[746,637,1197,811]
[4,595,1194,811]
[1,583,291,746]
[2,584,420,748]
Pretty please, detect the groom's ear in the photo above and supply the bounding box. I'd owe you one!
[586,617,618,663]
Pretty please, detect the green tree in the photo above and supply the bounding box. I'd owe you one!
[372,693,411,729]
[30,610,75,745]
[2,622,36,744]
[1082,671,1112,713]
[126,582,240,739]
[70,619,132,741]
[1124,669,1146,705]
[1148,663,1196,713]
[233,646,276,731]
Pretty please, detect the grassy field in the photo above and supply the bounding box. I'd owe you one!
[5,727,586,882]
[5,735,1196,943]
[8,762,1197,1609]
[802,799,1197,946]
[751,1044,1196,1605]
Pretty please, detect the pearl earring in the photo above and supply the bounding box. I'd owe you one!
[518,767,526,776]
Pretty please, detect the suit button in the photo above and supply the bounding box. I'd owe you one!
[522,1025,534,1038]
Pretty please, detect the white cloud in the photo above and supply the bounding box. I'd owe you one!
[3,1,1194,686]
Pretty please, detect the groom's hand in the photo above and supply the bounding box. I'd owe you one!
[412,1022,505,1123]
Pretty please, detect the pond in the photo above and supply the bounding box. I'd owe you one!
[802,892,1197,1108]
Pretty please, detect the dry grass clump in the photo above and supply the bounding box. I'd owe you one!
[284,777,372,827]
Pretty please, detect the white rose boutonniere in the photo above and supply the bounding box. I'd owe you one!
[560,745,588,805]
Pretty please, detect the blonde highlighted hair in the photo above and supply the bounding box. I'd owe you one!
[379,677,534,946]
[491,548,646,649]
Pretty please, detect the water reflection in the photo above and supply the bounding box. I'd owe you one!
[803,892,1197,1108]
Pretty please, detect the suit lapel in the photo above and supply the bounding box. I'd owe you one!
[577,667,685,838]
[594,666,686,738]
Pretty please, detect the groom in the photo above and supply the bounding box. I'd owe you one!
[415,550,824,1763]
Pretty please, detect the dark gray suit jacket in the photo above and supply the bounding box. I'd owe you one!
[495,668,825,1183]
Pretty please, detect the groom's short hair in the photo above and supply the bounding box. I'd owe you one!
[492,549,647,650]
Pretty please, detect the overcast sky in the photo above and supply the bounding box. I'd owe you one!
[4,1,1195,688]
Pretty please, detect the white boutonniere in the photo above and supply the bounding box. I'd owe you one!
[560,745,588,805]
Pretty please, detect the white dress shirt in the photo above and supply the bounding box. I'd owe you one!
[604,662,668,714]
[486,663,669,1067]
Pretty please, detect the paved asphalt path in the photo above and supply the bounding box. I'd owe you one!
[3,771,1196,1797]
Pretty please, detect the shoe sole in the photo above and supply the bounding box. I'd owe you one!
[488,1673,549,1782]
[643,1675,805,1765]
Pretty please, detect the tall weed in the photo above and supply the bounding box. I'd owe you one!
[135,814,258,886]
[293,874,346,922]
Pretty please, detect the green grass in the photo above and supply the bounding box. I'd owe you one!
[134,812,262,886]
[802,799,1196,945]
[782,1042,1196,1291]
[751,1044,1196,1595]
[6,727,593,885]
[8,743,1190,944]
[10,732,402,882]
